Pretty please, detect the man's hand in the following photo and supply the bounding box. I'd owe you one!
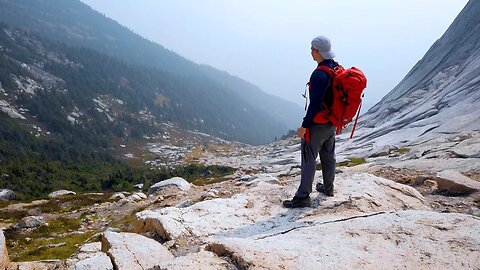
[297,127,306,138]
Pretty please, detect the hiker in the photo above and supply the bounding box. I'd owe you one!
[283,35,338,208]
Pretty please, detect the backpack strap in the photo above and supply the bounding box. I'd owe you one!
[315,65,335,78]
[313,65,336,119]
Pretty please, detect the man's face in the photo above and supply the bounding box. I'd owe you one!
[311,47,320,61]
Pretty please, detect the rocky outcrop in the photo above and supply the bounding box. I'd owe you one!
[134,171,480,269]
[0,230,9,270]
[100,231,174,270]
[347,0,480,152]
[0,189,16,201]
[136,173,429,240]
[206,210,480,269]
[147,177,192,196]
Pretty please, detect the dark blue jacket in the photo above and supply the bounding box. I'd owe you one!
[302,59,339,128]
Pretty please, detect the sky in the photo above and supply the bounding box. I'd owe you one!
[80,0,469,112]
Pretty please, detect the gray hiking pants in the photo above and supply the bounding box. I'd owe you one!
[295,123,336,198]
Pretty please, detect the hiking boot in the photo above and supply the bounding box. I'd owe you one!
[316,183,334,197]
[283,195,311,208]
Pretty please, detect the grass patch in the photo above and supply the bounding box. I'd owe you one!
[191,176,233,186]
[5,215,93,261]
[25,193,111,214]
[9,231,95,262]
[184,145,205,163]
[0,209,28,223]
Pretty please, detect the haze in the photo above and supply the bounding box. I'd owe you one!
[80,0,468,112]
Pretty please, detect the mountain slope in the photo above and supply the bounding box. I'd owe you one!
[0,0,302,137]
[354,0,479,146]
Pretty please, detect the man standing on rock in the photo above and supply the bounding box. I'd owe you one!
[283,36,338,208]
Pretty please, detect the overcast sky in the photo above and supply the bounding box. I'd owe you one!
[80,0,468,112]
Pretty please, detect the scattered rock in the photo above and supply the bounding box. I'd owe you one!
[201,189,219,201]
[38,242,65,250]
[101,231,174,270]
[466,207,480,217]
[134,192,147,200]
[436,170,480,195]
[0,189,16,201]
[14,260,68,270]
[147,177,192,196]
[175,199,193,208]
[0,230,9,270]
[109,192,126,200]
[48,190,76,198]
[162,240,176,249]
[126,194,143,202]
[156,250,230,270]
[133,183,144,190]
[18,216,45,228]
[239,173,281,187]
[422,179,438,194]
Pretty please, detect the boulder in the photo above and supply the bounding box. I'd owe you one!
[18,216,45,228]
[147,177,192,196]
[436,170,480,195]
[0,230,9,270]
[101,231,174,270]
[0,189,16,201]
[48,190,76,198]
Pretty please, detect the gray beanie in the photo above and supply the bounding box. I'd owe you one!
[311,36,335,59]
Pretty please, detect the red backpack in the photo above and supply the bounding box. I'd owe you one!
[313,65,367,138]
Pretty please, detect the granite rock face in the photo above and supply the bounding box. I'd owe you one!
[345,0,480,153]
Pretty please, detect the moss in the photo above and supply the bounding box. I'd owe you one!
[337,157,367,167]
[397,147,410,154]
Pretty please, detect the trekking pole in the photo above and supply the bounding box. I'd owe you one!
[350,101,362,139]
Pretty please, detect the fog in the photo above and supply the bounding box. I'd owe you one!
[80,0,468,112]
